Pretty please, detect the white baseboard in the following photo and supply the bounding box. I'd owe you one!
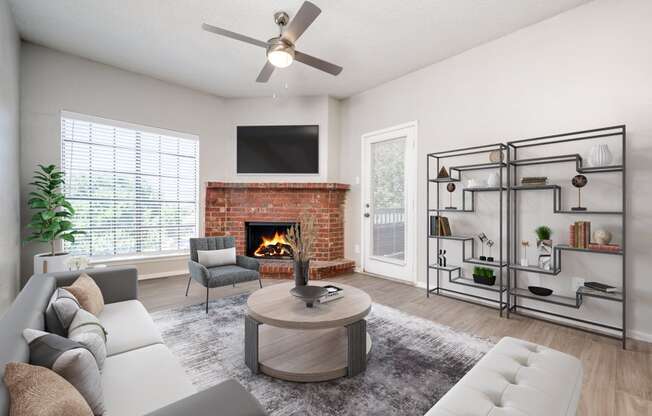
[629,329,652,343]
[139,270,188,281]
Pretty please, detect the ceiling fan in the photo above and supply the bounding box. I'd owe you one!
[202,1,342,83]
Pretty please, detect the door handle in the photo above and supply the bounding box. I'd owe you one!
[364,213,370,218]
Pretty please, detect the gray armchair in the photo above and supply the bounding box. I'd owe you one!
[187,236,262,313]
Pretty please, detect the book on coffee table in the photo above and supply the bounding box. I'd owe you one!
[319,285,343,303]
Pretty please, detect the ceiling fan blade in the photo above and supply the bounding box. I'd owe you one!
[283,1,321,43]
[202,23,268,48]
[294,51,342,76]
[256,61,276,83]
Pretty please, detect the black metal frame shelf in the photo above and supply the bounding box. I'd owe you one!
[507,125,627,348]
[428,235,474,241]
[555,244,623,256]
[509,153,623,173]
[511,184,623,215]
[464,257,507,268]
[577,286,623,302]
[427,143,507,315]
[510,287,581,309]
[508,264,561,275]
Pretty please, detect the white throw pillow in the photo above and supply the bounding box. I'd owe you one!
[197,247,236,267]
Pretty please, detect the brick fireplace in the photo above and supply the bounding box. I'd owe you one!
[204,182,354,279]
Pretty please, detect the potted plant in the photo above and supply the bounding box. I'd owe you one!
[286,213,316,286]
[25,164,84,274]
[535,225,553,270]
[472,266,496,286]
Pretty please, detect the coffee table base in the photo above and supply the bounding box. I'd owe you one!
[244,316,372,382]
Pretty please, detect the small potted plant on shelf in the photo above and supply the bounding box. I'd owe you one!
[535,225,553,270]
[25,164,85,274]
[472,266,496,286]
[286,212,316,287]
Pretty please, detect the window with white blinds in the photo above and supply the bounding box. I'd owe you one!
[60,112,199,258]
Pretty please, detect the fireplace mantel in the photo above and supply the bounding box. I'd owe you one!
[205,182,350,191]
[204,182,353,279]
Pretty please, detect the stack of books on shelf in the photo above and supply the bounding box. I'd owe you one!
[584,281,618,293]
[521,176,548,186]
[587,243,622,253]
[569,221,591,248]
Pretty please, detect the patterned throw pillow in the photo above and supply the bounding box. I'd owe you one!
[65,273,105,316]
[68,309,108,370]
[45,288,81,336]
[23,329,105,415]
[3,362,93,416]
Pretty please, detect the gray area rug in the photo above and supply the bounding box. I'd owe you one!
[151,293,492,415]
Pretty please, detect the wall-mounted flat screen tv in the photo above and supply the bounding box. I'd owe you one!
[236,125,319,174]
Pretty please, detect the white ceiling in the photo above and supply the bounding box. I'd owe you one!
[9,0,591,98]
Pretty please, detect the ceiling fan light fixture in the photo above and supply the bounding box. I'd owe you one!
[267,38,295,68]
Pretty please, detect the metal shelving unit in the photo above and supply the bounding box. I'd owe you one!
[427,144,508,315]
[507,125,627,348]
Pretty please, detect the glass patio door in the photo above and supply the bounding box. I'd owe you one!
[362,123,416,282]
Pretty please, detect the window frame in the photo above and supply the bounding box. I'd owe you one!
[60,110,200,260]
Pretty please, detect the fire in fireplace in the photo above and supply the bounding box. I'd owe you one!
[246,222,297,259]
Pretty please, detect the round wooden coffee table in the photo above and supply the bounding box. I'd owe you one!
[244,281,372,382]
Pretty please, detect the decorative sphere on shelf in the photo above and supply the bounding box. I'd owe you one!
[593,229,612,245]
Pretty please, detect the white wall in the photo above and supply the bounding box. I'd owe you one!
[19,43,341,281]
[0,0,21,315]
[339,0,652,340]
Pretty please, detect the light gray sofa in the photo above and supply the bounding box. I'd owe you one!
[0,266,266,416]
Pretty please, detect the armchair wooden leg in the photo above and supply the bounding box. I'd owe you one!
[185,276,192,296]
[205,287,210,314]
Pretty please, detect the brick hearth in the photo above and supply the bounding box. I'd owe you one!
[204,182,354,279]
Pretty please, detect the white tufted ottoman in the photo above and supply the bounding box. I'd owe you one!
[425,337,583,416]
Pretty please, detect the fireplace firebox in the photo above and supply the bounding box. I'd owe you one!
[246,222,297,259]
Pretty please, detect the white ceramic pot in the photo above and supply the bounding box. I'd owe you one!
[589,144,613,167]
[34,252,71,274]
[487,172,500,188]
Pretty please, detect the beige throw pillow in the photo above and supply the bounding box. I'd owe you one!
[3,362,93,416]
[65,273,104,316]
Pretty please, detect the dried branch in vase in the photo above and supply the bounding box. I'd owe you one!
[285,213,316,262]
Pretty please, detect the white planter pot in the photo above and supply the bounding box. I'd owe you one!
[589,144,613,167]
[34,253,71,274]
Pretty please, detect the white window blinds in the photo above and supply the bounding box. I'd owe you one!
[60,112,199,257]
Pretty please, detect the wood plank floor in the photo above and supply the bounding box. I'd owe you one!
[139,273,652,416]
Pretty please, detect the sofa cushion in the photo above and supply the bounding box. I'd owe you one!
[425,337,583,416]
[99,300,163,356]
[102,344,196,416]
[207,265,259,287]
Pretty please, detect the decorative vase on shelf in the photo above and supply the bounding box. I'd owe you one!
[487,172,500,188]
[589,144,613,167]
[293,259,310,286]
[537,240,552,270]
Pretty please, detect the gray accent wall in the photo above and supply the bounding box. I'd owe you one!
[0,0,21,316]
